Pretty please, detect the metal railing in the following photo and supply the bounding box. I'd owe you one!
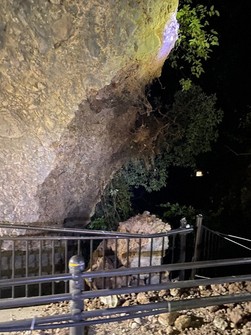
[0,256,250,333]
[0,224,192,298]
[0,220,250,334]
[191,215,251,278]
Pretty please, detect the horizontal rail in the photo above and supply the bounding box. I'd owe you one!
[82,257,251,278]
[78,293,251,327]
[0,293,250,332]
[0,293,72,309]
[0,257,250,289]
[0,223,193,238]
[1,273,251,310]
[0,273,71,287]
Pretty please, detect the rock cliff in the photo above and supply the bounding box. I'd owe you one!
[0,0,178,226]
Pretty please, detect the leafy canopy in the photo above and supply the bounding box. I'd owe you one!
[169,0,219,89]
[169,85,223,166]
[91,85,223,229]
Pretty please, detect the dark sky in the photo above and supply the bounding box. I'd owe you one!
[202,1,251,116]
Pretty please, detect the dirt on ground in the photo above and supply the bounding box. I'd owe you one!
[1,281,250,335]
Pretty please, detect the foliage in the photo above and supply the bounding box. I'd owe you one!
[89,172,133,231]
[238,110,251,144]
[169,0,219,89]
[167,85,223,166]
[121,155,170,193]
[91,85,223,229]
[241,111,251,129]
[160,202,196,223]
[90,158,169,229]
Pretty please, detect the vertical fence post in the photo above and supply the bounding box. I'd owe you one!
[69,255,85,335]
[179,217,188,281]
[191,214,203,279]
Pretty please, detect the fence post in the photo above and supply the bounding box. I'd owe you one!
[69,255,85,335]
[191,214,203,279]
[179,217,189,281]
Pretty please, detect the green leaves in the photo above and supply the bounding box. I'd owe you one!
[169,0,219,89]
[121,157,169,193]
[169,85,223,166]
[90,174,133,231]
[91,85,223,230]
[161,202,196,222]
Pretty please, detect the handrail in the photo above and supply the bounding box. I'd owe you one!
[0,257,250,289]
[0,223,193,238]
[0,293,250,332]
[0,220,250,333]
[1,273,251,311]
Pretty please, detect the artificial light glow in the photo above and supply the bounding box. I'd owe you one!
[196,170,203,177]
[157,13,179,60]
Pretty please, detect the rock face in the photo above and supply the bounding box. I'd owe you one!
[0,0,178,225]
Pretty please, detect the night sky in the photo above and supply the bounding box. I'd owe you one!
[203,1,251,118]
[195,0,251,231]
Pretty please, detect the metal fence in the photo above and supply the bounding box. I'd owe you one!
[0,219,250,334]
[191,215,251,278]
[0,224,192,299]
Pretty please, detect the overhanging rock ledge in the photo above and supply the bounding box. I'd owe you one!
[0,0,178,227]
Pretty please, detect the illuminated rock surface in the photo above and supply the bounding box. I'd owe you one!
[0,0,178,225]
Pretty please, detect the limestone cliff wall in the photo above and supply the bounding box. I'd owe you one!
[0,0,178,225]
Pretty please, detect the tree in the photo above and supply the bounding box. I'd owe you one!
[169,0,219,89]
[167,85,223,167]
[91,85,223,229]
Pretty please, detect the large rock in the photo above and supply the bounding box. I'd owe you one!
[88,212,171,287]
[0,0,178,226]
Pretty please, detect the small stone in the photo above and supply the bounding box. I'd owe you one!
[131,322,139,329]
[165,326,174,335]
[158,290,167,297]
[244,301,251,313]
[134,317,142,324]
[213,316,228,330]
[199,285,206,291]
[140,325,148,332]
[228,283,242,294]
[245,282,251,292]
[243,322,251,335]
[158,312,179,326]
[228,307,243,326]
[37,82,46,90]
[200,289,211,297]
[208,305,219,313]
[100,295,118,307]
[174,315,192,331]
[122,300,130,307]
[136,292,149,304]
[170,288,179,297]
